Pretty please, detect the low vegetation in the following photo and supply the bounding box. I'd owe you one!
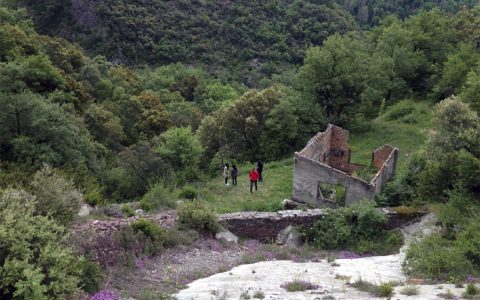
[302,201,403,255]
[350,279,394,298]
[280,279,320,292]
[176,200,220,234]
[400,285,420,296]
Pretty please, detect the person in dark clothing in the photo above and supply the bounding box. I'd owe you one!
[249,168,259,193]
[257,160,264,182]
[231,165,238,186]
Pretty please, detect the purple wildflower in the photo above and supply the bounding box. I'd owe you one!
[90,290,118,300]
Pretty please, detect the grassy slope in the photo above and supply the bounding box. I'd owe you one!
[190,100,433,213]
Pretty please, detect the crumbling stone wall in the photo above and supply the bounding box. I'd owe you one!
[292,124,399,207]
[219,208,424,240]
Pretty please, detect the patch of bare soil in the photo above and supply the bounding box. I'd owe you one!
[104,238,247,298]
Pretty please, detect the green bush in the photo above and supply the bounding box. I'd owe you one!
[0,189,83,299]
[457,221,480,267]
[464,283,479,298]
[179,186,198,200]
[350,279,394,297]
[131,219,168,255]
[301,201,401,254]
[78,259,103,294]
[30,164,82,226]
[131,219,166,243]
[84,182,105,207]
[139,183,176,212]
[121,203,136,217]
[404,233,474,281]
[177,201,220,234]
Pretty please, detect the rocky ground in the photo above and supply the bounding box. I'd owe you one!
[175,214,473,300]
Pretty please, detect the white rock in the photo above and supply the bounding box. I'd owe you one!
[215,229,239,243]
[78,204,92,217]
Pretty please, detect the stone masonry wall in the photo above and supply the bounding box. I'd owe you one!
[219,208,425,240]
[292,124,399,207]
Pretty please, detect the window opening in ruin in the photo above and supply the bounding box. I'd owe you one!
[317,183,346,206]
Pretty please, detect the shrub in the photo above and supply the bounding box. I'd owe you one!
[400,285,419,296]
[280,280,320,292]
[0,189,82,299]
[139,183,176,212]
[179,186,198,200]
[457,221,480,266]
[302,201,401,254]
[30,164,82,226]
[131,219,166,243]
[79,259,104,294]
[177,200,220,234]
[464,284,480,298]
[350,279,394,297]
[84,182,105,207]
[130,219,168,256]
[404,233,474,281]
[121,203,136,217]
[252,290,265,299]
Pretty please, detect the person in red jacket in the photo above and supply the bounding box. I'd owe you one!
[249,168,259,193]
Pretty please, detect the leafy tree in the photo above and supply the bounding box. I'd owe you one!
[260,99,298,160]
[417,96,480,201]
[0,92,96,168]
[296,34,371,125]
[0,54,65,93]
[155,127,203,182]
[195,82,239,113]
[433,43,479,100]
[460,65,480,113]
[84,103,125,148]
[166,101,203,130]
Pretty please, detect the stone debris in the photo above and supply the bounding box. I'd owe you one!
[215,228,239,243]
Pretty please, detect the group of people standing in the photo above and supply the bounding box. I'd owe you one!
[223,160,263,193]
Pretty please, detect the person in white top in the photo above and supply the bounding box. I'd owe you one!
[223,163,230,186]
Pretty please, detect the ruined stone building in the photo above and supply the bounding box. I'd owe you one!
[292,124,399,207]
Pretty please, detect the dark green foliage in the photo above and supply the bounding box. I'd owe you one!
[20,0,356,85]
[179,186,198,200]
[457,221,480,266]
[198,86,299,162]
[177,201,220,234]
[0,92,96,169]
[302,201,403,254]
[78,259,103,294]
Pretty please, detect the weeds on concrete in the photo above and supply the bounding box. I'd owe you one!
[252,289,265,299]
[463,284,480,299]
[350,279,394,297]
[399,285,419,296]
[281,279,320,292]
[437,289,455,299]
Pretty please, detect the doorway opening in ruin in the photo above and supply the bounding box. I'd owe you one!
[317,183,346,207]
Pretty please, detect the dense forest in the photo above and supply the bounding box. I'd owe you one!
[17,0,478,85]
[2,0,480,298]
